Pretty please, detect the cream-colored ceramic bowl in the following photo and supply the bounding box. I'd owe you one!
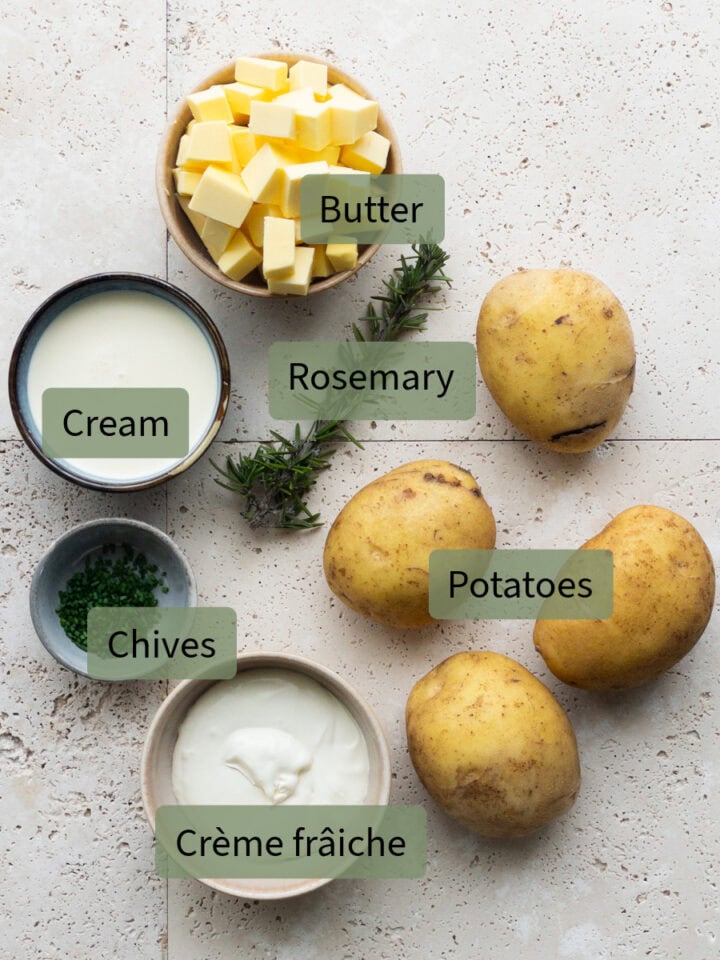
[141,651,391,899]
[157,52,402,297]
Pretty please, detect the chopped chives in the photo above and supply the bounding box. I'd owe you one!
[56,544,169,650]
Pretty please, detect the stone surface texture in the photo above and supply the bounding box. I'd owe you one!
[2,1,718,958]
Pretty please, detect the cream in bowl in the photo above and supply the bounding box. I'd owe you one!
[141,652,391,899]
[9,274,230,491]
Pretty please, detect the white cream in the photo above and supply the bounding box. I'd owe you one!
[172,669,371,806]
[27,289,220,482]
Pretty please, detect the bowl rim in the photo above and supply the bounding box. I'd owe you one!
[140,650,392,900]
[29,516,198,679]
[157,51,403,298]
[8,271,231,492]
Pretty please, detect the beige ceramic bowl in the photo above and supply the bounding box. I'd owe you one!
[141,651,391,899]
[157,52,402,297]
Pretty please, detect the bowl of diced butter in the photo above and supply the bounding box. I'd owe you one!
[158,53,401,297]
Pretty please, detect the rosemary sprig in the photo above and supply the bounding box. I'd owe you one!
[213,242,451,530]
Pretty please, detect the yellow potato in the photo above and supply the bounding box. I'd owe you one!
[534,505,716,689]
[406,651,581,837]
[476,269,635,452]
[323,459,496,628]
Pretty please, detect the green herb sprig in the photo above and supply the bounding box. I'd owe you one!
[213,242,451,530]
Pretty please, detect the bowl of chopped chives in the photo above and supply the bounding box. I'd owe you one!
[30,518,197,679]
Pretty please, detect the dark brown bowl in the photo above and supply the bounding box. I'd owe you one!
[8,273,230,492]
[157,52,402,297]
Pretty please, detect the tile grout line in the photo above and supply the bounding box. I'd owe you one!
[163,1,170,958]
[166,436,720,445]
[1,437,719,446]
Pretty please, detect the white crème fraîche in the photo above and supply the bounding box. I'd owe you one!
[171,669,371,805]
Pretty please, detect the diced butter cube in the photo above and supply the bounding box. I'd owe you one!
[252,139,334,166]
[294,101,332,152]
[178,195,207,235]
[326,242,358,272]
[228,126,260,166]
[274,87,316,107]
[329,96,378,145]
[310,244,333,278]
[186,122,233,165]
[244,203,283,247]
[189,166,253,228]
[200,217,236,260]
[224,81,271,120]
[340,130,390,174]
[249,99,296,139]
[241,143,294,204]
[217,231,263,280]
[296,213,327,244]
[328,84,357,100]
[262,217,296,278]
[289,61,328,98]
[328,163,367,175]
[173,168,202,196]
[187,85,234,123]
[267,246,314,296]
[280,160,329,218]
[304,144,341,164]
[176,134,205,171]
[235,56,288,92]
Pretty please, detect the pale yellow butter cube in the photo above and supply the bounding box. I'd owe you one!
[217,231,263,280]
[304,144,341,164]
[274,87,316,107]
[328,84,357,100]
[281,160,329,218]
[340,130,390,174]
[241,143,294,204]
[178,195,207,235]
[290,61,328,98]
[326,242,358,272]
[262,217,296,278]
[235,57,288,92]
[249,100,296,139]
[244,203,283,247]
[201,217,236,260]
[189,166,253,228]
[186,122,233,165]
[224,81,271,120]
[187,85,234,123]
[173,168,202,196]
[176,134,205,171]
[328,164,367,175]
[329,96,378,146]
[310,244,333,278]
[228,126,260,166]
[272,142,337,165]
[294,101,332,152]
[267,246,314,296]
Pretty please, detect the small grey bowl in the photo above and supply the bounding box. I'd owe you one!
[30,518,197,679]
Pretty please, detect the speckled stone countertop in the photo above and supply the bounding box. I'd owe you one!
[2,1,718,958]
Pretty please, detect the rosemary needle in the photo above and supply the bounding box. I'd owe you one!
[212,242,451,530]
